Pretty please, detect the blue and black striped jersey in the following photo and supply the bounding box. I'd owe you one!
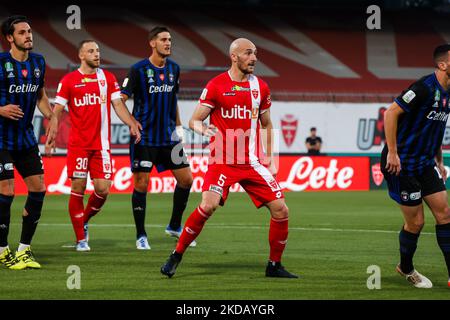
[121,58,180,147]
[0,51,45,150]
[387,73,450,175]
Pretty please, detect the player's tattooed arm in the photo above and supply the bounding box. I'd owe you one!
[384,101,405,176]
[37,88,58,154]
[189,103,216,137]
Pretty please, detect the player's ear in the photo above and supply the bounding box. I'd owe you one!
[6,34,13,44]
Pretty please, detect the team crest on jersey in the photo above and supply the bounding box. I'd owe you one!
[251,89,259,99]
[159,73,165,81]
[34,68,41,78]
[99,80,105,86]
[21,69,28,77]
[5,62,13,72]
[169,73,174,82]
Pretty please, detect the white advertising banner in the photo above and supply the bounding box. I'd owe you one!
[36,100,450,154]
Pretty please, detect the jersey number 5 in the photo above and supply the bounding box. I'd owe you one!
[217,174,227,187]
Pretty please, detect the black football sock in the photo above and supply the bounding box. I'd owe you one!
[0,194,14,247]
[132,189,147,238]
[399,227,419,274]
[169,185,191,230]
[20,191,45,245]
[435,223,450,277]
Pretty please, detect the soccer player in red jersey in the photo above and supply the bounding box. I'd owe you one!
[50,40,141,251]
[161,38,298,278]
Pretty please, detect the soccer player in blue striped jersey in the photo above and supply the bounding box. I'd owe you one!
[0,15,57,269]
[121,26,193,250]
[382,44,450,288]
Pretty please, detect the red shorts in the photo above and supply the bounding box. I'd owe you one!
[67,149,112,180]
[202,163,284,208]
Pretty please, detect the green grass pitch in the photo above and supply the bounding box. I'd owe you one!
[1,190,450,299]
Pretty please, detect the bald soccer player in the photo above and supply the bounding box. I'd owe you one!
[160,38,298,279]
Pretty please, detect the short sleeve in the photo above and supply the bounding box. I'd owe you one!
[121,66,138,98]
[198,80,217,109]
[54,75,71,106]
[108,73,121,101]
[260,81,272,113]
[394,82,430,113]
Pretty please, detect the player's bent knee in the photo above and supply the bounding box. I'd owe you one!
[406,221,424,233]
[200,200,219,215]
[273,204,289,220]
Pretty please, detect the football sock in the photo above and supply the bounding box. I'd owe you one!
[399,227,419,274]
[132,189,147,238]
[169,185,191,230]
[20,191,45,245]
[84,192,107,223]
[175,206,210,254]
[436,222,450,277]
[69,192,86,242]
[0,194,13,247]
[269,217,289,262]
[17,243,30,252]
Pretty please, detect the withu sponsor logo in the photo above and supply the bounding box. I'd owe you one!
[221,105,258,120]
[74,94,105,107]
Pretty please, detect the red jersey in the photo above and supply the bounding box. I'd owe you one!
[55,68,121,150]
[199,71,271,165]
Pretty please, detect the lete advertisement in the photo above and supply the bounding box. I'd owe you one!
[12,155,370,195]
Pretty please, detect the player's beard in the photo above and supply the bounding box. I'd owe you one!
[86,60,100,69]
[13,39,33,51]
[157,48,171,58]
[237,59,255,75]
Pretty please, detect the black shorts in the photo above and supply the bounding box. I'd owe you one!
[130,143,190,173]
[0,145,44,181]
[381,153,446,206]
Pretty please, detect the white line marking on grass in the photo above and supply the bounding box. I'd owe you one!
[14,223,434,236]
